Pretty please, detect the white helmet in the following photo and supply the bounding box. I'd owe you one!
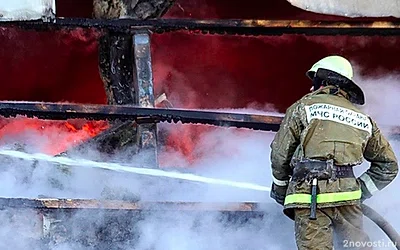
[306,55,365,105]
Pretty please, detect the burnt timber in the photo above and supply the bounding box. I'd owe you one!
[94,0,176,105]
[92,0,169,167]
[0,3,398,248]
[93,31,144,157]
[0,101,283,132]
[0,197,269,248]
[1,101,400,136]
[0,197,259,212]
[2,18,400,36]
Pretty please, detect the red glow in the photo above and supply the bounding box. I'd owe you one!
[0,0,399,162]
[0,118,109,155]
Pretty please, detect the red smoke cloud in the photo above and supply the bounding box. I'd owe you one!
[0,0,399,161]
[151,0,400,162]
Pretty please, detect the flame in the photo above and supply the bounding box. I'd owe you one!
[0,117,109,155]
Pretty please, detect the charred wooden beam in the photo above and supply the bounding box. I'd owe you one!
[95,0,177,104]
[94,29,141,158]
[98,30,136,105]
[109,33,136,105]
[0,101,283,132]
[81,30,142,158]
[0,197,266,247]
[61,120,139,155]
[98,32,112,102]
[3,18,400,36]
[68,0,176,165]
[97,25,136,106]
[2,101,400,138]
[92,0,175,167]
[0,197,260,211]
[3,101,400,137]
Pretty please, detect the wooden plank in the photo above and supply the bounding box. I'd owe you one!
[0,197,260,211]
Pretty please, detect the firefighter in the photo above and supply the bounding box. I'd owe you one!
[269,55,398,250]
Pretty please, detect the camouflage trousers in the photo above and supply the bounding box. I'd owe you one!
[294,205,372,250]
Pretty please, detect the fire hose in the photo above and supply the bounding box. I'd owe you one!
[361,204,400,249]
[0,149,398,249]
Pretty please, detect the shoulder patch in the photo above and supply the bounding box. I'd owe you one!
[304,103,372,134]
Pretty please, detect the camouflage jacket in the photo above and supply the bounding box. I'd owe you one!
[270,86,398,211]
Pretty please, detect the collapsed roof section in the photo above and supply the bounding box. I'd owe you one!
[287,0,400,18]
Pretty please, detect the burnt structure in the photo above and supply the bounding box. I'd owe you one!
[0,101,283,131]
[74,0,177,167]
[0,197,266,249]
[6,18,400,35]
[0,0,400,248]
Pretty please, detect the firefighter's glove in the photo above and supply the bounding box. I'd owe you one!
[270,183,288,206]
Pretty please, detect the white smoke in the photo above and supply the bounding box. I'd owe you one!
[352,70,400,247]
[0,0,55,21]
[0,109,296,249]
[0,71,399,249]
[287,0,400,18]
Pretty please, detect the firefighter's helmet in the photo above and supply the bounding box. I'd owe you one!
[306,55,365,105]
